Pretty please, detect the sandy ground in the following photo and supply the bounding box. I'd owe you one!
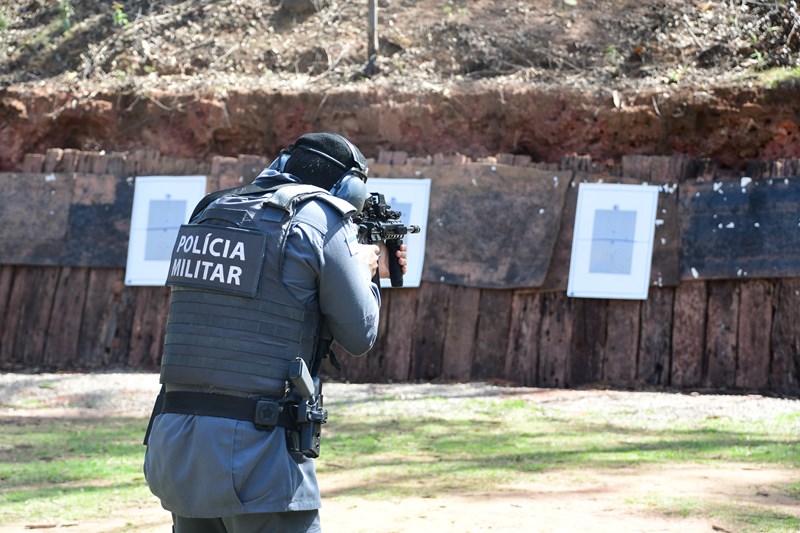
[2,463,795,533]
[1,373,798,533]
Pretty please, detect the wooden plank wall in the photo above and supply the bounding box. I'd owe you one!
[328,154,800,396]
[0,148,258,370]
[0,149,798,397]
[329,277,799,396]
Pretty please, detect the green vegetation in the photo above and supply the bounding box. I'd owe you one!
[442,1,468,17]
[757,66,800,88]
[1,394,797,530]
[57,0,75,31]
[112,2,129,27]
[318,397,799,498]
[0,417,153,524]
[604,44,623,66]
[632,495,800,532]
[667,65,686,84]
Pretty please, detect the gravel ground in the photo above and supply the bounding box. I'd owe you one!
[1,372,798,428]
[3,372,798,533]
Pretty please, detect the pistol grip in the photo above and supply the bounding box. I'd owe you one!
[387,239,404,287]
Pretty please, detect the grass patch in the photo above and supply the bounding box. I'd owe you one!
[787,481,800,499]
[0,417,154,524]
[757,66,800,88]
[1,393,798,525]
[317,396,799,499]
[630,494,703,518]
[632,494,800,533]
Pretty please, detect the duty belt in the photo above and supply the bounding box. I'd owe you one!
[160,391,296,430]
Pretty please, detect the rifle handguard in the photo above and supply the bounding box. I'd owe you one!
[354,192,420,288]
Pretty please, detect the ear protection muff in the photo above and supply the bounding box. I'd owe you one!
[329,170,367,212]
[269,135,369,212]
[268,150,292,173]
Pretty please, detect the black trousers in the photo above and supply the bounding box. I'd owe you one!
[172,510,321,533]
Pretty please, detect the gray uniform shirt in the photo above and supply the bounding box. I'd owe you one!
[144,173,380,518]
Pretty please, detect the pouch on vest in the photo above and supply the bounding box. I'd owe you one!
[166,225,267,297]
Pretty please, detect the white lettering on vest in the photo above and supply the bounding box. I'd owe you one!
[181,236,193,253]
[227,266,242,285]
[229,241,246,261]
[210,263,226,282]
[169,227,262,294]
[209,238,224,257]
[201,261,214,279]
[170,258,182,276]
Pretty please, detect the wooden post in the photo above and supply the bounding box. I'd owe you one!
[504,291,542,386]
[382,288,418,382]
[705,281,740,389]
[537,292,573,388]
[638,287,674,386]
[368,0,378,60]
[604,300,641,387]
[411,283,452,381]
[472,290,513,380]
[671,281,706,388]
[769,279,800,395]
[569,298,606,386]
[441,286,480,381]
[736,280,773,391]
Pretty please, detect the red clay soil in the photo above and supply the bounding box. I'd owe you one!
[2,83,800,172]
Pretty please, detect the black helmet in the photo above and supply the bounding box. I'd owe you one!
[270,132,369,212]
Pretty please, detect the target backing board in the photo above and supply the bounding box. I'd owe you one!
[367,178,431,289]
[125,176,207,286]
[567,183,660,300]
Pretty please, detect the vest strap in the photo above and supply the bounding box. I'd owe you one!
[189,183,289,222]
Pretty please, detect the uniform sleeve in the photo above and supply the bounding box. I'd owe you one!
[317,219,381,356]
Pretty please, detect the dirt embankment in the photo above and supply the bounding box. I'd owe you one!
[2,82,800,172]
[1,0,798,171]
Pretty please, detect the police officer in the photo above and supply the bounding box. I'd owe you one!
[144,132,406,532]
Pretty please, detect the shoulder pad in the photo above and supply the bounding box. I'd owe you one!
[263,184,325,211]
[263,184,357,217]
[316,194,358,217]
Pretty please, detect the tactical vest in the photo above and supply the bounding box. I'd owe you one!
[159,184,354,395]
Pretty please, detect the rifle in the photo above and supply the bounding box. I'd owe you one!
[353,192,420,287]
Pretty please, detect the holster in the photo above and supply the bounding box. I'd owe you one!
[289,396,328,458]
